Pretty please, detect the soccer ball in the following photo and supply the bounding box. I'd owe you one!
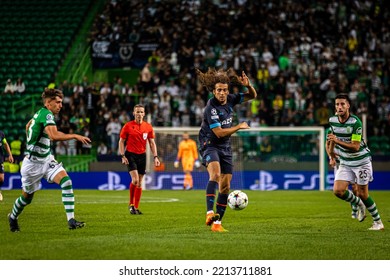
[227,190,248,210]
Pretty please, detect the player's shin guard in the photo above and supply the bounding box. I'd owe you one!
[206,181,218,212]
[342,190,363,206]
[216,193,228,221]
[362,196,381,221]
[10,194,32,219]
[60,176,75,221]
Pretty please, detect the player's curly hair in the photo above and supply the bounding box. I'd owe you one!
[41,88,64,101]
[196,68,241,92]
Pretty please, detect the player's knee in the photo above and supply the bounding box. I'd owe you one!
[220,184,230,194]
[333,187,345,198]
[23,191,34,202]
[209,173,221,182]
[333,181,348,197]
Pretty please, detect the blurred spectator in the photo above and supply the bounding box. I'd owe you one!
[59,80,73,110]
[97,142,108,155]
[159,91,172,126]
[10,136,23,163]
[113,77,124,94]
[118,110,131,125]
[14,77,26,95]
[190,94,205,126]
[122,82,133,95]
[67,128,78,156]
[260,136,272,156]
[3,79,14,95]
[315,101,332,127]
[105,117,121,154]
[81,126,92,154]
[302,111,316,126]
[140,63,153,94]
[100,82,112,96]
[55,141,67,156]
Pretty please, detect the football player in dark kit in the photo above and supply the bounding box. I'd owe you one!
[0,130,14,201]
[197,68,257,232]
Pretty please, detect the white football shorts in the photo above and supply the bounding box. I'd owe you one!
[335,162,373,186]
[21,155,65,194]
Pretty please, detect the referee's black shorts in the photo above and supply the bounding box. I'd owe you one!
[124,152,146,174]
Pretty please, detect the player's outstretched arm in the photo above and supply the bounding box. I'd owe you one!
[45,125,91,144]
[212,122,250,138]
[4,141,14,163]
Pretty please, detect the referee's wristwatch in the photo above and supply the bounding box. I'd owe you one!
[120,154,125,158]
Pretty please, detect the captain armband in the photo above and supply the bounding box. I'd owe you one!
[351,134,361,142]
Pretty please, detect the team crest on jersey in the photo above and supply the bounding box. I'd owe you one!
[211,108,217,115]
[346,126,353,134]
[143,133,148,140]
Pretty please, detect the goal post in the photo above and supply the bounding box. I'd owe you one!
[147,126,326,191]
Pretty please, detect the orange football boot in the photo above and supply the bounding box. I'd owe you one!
[205,212,220,226]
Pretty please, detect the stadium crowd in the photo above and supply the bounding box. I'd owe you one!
[51,0,389,155]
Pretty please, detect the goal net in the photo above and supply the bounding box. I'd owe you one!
[147,126,326,191]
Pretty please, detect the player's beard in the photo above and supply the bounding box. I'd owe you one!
[217,95,227,105]
[337,110,349,120]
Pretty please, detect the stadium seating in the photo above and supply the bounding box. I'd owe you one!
[0,0,93,142]
[0,0,93,94]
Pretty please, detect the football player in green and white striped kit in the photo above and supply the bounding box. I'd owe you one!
[328,94,384,231]
[326,127,359,219]
[8,88,91,232]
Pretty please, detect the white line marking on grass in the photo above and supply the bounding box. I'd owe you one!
[36,195,179,204]
[76,195,179,204]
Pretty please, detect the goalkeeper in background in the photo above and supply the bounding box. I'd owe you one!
[174,132,200,190]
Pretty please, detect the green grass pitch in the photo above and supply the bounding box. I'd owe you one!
[1,189,389,260]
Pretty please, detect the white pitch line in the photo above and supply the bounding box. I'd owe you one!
[34,196,179,204]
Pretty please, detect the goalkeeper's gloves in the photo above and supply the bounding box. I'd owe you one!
[194,159,201,168]
[174,160,179,168]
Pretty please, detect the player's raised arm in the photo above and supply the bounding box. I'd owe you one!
[238,71,257,102]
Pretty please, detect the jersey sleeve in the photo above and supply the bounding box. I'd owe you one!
[119,123,128,139]
[352,118,363,142]
[148,125,155,139]
[177,141,183,160]
[326,127,334,134]
[234,92,245,105]
[43,111,56,127]
[206,106,221,130]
